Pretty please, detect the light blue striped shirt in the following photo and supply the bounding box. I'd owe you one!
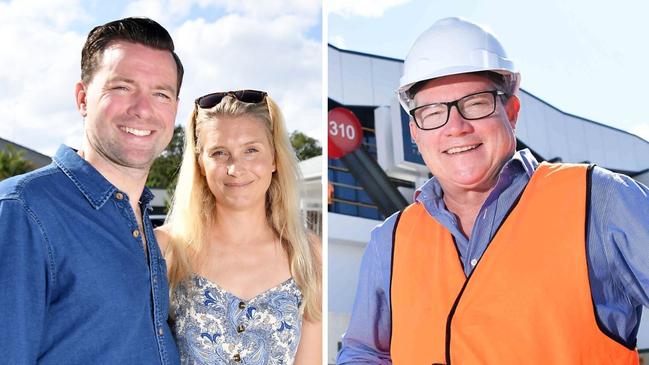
[337,149,649,364]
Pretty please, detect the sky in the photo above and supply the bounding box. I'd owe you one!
[0,0,322,156]
[328,0,649,142]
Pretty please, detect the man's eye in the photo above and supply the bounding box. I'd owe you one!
[155,92,171,100]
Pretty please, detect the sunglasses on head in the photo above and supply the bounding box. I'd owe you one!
[195,89,267,109]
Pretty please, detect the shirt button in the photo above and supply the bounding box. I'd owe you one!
[233,353,241,362]
[132,230,140,238]
[470,259,478,266]
[238,301,245,309]
[158,327,164,336]
[237,324,245,333]
[115,192,124,200]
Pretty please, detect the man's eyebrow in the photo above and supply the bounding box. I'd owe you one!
[154,82,177,95]
[107,76,177,95]
[107,76,135,84]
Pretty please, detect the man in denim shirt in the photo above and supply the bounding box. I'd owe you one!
[0,17,183,364]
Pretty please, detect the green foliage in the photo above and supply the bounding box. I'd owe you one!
[290,131,321,161]
[146,125,185,191]
[0,145,34,180]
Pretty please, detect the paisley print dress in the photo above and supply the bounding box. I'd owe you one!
[171,274,303,365]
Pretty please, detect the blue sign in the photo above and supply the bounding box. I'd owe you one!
[400,108,425,165]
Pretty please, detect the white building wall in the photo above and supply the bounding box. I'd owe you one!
[327,213,379,363]
[516,92,649,171]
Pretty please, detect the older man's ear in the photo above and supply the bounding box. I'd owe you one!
[505,95,521,129]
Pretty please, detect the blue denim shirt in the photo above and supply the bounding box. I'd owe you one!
[0,145,180,365]
[338,149,649,364]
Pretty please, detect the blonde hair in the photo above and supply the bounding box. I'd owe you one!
[165,95,321,321]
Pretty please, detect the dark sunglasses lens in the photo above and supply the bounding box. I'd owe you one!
[197,93,226,109]
[234,90,266,103]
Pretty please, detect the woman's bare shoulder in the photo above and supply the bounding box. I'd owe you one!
[154,224,172,256]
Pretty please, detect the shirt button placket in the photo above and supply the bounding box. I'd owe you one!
[234,301,246,363]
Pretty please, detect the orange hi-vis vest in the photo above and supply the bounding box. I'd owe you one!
[390,163,639,365]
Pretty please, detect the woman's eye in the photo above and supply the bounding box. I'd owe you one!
[210,150,228,158]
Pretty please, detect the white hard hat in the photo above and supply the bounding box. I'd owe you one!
[398,17,520,111]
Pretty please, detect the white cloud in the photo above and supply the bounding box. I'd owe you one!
[0,0,322,156]
[122,0,194,25]
[198,0,321,20]
[172,7,322,142]
[328,0,410,18]
[329,35,346,48]
[631,123,649,143]
[0,0,87,155]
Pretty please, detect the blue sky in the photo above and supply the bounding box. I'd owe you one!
[328,0,649,141]
[0,0,322,156]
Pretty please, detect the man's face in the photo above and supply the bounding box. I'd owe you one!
[75,41,179,172]
[409,73,520,193]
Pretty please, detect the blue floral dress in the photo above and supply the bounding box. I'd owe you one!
[170,274,303,364]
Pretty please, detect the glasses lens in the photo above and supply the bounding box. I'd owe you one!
[414,103,448,130]
[196,90,267,109]
[232,90,267,103]
[197,93,227,109]
[459,92,496,119]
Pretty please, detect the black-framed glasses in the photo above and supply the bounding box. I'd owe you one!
[195,89,267,109]
[409,90,505,130]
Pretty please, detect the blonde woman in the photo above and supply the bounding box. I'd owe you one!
[156,90,321,364]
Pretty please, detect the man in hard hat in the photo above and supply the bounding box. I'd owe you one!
[337,17,649,364]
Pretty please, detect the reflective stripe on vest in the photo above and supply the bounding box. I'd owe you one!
[390,163,638,364]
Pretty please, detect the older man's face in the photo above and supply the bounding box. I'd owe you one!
[409,73,520,194]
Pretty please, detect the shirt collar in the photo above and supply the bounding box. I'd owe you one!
[52,145,154,209]
[414,148,540,204]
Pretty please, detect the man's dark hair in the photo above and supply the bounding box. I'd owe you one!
[81,17,184,96]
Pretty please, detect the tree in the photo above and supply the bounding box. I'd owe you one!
[290,131,321,161]
[146,125,184,191]
[0,145,34,180]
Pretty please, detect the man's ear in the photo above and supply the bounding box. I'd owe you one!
[75,81,88,117]
[505,95,521,129]
[409,120,419,144]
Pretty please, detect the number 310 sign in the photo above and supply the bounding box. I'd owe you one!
[328,107,364,159]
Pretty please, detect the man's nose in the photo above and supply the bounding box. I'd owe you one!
[128,91,153,120]
[443,105,473,136]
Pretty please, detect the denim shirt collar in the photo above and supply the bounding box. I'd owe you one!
[415,148,540,208]
[52,144,154,210]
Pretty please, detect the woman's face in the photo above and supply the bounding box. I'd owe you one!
[197,115,275,212]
